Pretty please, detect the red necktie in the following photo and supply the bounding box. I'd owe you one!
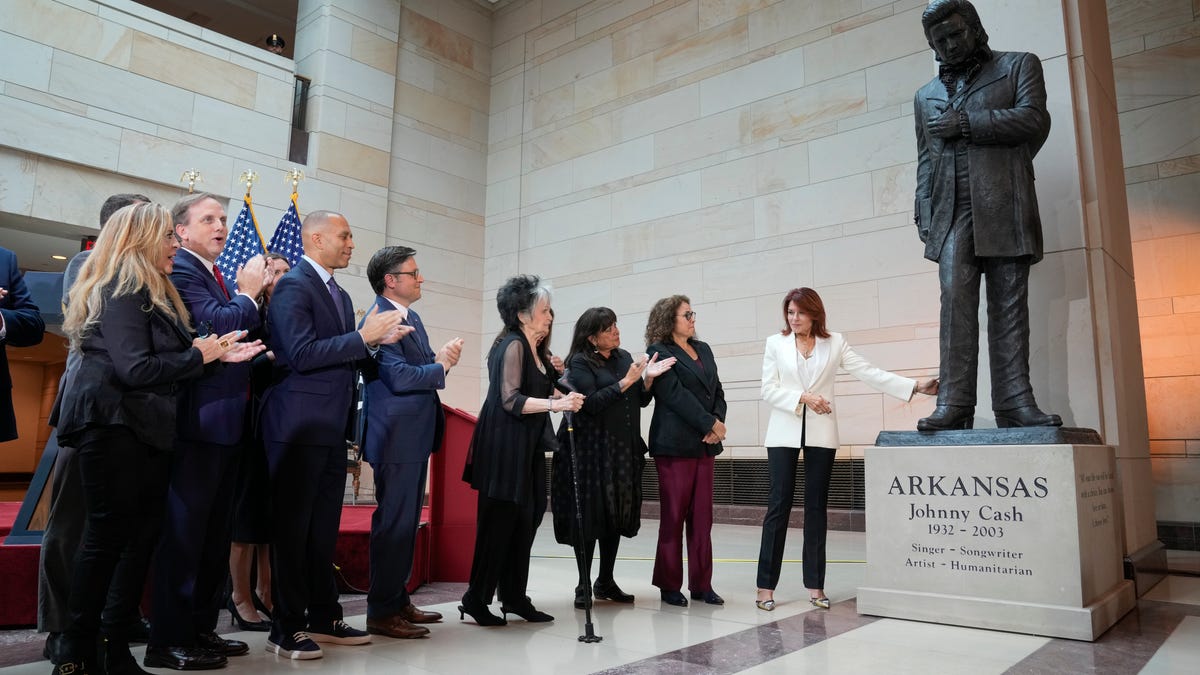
[212,264,230,300]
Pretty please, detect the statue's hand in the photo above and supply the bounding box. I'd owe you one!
[927,107,962,139]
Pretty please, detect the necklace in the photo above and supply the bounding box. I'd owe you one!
[795,334,814,359]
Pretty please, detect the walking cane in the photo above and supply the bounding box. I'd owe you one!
[561,372,602,643]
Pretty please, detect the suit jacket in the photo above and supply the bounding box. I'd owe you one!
[1,247,46,442]
[646,338,726,458]
[761,331,915,449]
[261,258,368,448]
[55,288,204,450]
[360,297,445,465]
[171,249,261,445]
[913,50,1050,263]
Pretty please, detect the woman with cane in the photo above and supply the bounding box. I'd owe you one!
[552,308,675,611]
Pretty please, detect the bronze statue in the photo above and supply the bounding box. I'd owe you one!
[913,0,1061,431]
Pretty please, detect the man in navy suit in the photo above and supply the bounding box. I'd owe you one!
[360,246,462,639]
[1,245,45,443]
[146,193,266,671]
[260,211,408,660]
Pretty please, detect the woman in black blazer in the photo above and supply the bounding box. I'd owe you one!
[645,295,727,607]
[53,203,261,675]
[460,275,584,626]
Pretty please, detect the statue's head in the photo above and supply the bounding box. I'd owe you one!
[921,0,991,65]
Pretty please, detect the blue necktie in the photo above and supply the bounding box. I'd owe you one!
[327,277,344,326]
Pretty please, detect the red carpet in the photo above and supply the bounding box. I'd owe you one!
[0,503,428,628]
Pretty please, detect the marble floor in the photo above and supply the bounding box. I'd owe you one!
[2,522,1198,674]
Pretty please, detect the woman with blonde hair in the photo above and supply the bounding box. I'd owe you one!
[52,202,262,675]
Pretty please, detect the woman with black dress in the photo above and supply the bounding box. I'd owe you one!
[551,307,676,609]
[227,252,291,630]
[460,275,584,626]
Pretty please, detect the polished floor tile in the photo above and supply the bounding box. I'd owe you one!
[3,519,1199,675]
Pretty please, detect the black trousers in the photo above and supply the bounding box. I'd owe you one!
[367,460,428,618]
[38,437,142,637]
[937,145,1035,411]
[756,445,835,591]
[267,442,346,635]
[150,439,240,646]
[579,533,621,587]
[465,454,545,606]
[62,426,168,663]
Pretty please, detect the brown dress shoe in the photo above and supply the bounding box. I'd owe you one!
[399,604,443,624]
[365,615,430,639]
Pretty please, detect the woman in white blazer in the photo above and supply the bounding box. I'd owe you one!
[755,288,936,611]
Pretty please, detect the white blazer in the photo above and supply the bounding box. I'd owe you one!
[761,331,915,449]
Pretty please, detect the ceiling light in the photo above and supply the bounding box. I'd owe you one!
[51,255,68,260]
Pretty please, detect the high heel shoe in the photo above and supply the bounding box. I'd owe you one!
[499,598,554,623]
[458,594,506,626]
[227,597,270,631]
[252,592,273,621]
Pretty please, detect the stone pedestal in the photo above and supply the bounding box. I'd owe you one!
[857,433,1135,641]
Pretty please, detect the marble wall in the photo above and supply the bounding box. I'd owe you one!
[1,0,1181,550]
[485,0,1157,552]
[387,0,490,411]
[484,0,1122,452]
[1109,0,1200,533]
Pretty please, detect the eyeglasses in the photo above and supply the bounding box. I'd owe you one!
[387,269,420,279]
[678,311,696,321]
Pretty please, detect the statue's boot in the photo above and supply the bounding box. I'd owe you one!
[994,405,1062,428]
[917,405,974,431]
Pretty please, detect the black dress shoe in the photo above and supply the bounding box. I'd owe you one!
[195,631,249,656]
[126,617,152,644]
[593,579,634,603]
[458,592,506,626]
[574,584,589,610]
[994,405,1063,428]
[690,590,724,605]
[143,645,227,671]
[917,405,974,431]
[660,590,688,607]
[500,599,554,622]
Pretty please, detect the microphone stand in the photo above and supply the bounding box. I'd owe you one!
[563,406,602,643]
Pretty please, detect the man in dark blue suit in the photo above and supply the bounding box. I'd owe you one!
[260,211,408,660]
[146,193,267,671]
[1,245,45,442]
[360,246,462,639]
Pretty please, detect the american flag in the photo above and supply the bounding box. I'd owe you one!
[268,194,304,267]
[215,196,266,294]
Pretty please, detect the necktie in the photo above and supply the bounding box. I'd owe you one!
[327,277,345,326]
[212,264,230,299]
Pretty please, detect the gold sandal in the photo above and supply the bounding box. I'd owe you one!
[809,596,831,609]
[755,598,776,611]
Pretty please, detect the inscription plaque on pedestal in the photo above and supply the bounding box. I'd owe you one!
[857,439,1135,641]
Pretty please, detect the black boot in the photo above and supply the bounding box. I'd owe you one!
[101,637,149,675]
[917,405,974,431]
[994,405,1062,428]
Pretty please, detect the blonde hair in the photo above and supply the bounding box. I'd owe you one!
[64,202,191,347]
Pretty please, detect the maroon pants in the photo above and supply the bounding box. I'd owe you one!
[652,455,714,593]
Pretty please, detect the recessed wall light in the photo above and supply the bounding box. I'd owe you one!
[51,255,68,260]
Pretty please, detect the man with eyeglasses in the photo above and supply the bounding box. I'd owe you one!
[359,246,463,639]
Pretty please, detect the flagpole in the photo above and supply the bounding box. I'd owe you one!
[180,169,203,194]
[238,170,267,248]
